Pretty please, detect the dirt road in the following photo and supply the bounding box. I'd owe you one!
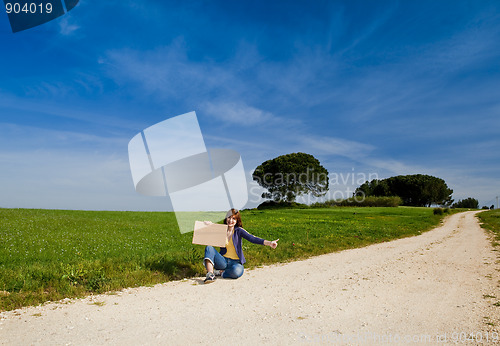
[1,211,499,345]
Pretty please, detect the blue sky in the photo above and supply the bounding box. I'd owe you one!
[1,0,499,211]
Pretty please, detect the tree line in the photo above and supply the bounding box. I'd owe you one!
[355,174,453,207]
[253,152,483,208]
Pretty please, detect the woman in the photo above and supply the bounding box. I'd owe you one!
[203,208,279,283]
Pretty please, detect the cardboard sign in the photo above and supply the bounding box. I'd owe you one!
[192,221,227,247]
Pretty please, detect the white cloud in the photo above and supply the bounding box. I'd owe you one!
[0,91,142,131]
[203,101,276,126]
[336,4,397,56]
[298,135,375,160]
[0,122,126,150]
[58,15,79,36]
[102,40,235,100]
[363,158,423,176]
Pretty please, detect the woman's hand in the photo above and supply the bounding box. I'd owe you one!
[265,239,279,249]
[203,221,214,225]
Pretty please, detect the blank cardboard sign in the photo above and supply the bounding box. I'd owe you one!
[192,221,227,247]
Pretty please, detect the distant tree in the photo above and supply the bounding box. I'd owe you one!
[491,205,495,210]
[252,152,329,202]
[482,206,490,210]
[356,174,453,207]
[452,197,479,209]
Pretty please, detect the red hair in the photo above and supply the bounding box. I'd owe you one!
[224,208,242,227]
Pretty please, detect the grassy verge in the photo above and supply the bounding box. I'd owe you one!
[478,209,500,247]
[1,207,446,311]
[477,209,500,326]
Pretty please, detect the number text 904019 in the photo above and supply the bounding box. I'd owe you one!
[5,2,53,14]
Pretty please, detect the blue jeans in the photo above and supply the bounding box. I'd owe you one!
[204,246,244,279]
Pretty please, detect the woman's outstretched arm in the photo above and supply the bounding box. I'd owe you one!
[238,228,279,249]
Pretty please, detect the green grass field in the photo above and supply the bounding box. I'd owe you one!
[0,207,446,311]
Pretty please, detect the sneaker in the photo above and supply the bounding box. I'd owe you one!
[213,269,223,277]
[204,272,216,284]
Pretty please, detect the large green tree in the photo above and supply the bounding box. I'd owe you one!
[252,152,329,202]
[355,174,453,207]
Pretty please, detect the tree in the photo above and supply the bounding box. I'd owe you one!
[452,197,479,209]
[355,174,453,207]
[252,152,329,202]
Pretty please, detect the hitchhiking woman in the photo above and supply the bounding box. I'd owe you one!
[203,208,279,283]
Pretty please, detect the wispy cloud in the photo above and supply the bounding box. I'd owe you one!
[102,40,236,101]
[336,3,398,56]
[0,91,144,132]
[363,158,425,177]
[201,100,304,130]
[297,135,375,160]
[203,101,275,126]
[0,122,128,153]
[58,15,80,36]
